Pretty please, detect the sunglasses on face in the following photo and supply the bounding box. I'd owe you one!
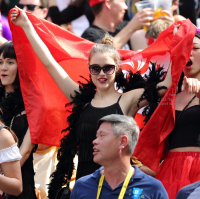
[17,4,43,11]
[89,64,116,75]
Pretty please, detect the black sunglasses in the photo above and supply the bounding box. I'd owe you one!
[17,4,43,11]
[89,64,116,75]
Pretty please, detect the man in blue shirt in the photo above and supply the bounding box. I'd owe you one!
[176,181,200,199]
[70,114,168,199]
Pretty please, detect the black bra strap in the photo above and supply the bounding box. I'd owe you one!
[177,95,196,122]
[117,95,122,103]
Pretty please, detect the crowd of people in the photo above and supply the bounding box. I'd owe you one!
[0,0,200,199]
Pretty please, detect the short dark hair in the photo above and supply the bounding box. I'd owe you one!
[0,41,19,87]
[90,0,114,16]
[0,41,16,60]
[91,2,104,16]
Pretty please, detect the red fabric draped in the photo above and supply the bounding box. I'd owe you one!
[8,9,195,150]
[133,20,196,172]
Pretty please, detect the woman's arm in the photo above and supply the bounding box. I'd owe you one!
[10,8,79,101]
[0,129,22,195]
[0,161,22,195]
[19,128,35,166]
[121,64,172,116]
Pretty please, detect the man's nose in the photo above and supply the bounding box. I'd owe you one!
[92,138,98,145]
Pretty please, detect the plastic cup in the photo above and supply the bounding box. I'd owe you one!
[135,0,154,31]
[154,0,172,20]
[35,184,40,198]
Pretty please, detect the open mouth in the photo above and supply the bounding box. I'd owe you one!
[93,147,99,155]
[1,75,7,77]
[98,78,107,83]
[186,60,192,67]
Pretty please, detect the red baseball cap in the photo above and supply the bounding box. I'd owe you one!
[89,0,106,7]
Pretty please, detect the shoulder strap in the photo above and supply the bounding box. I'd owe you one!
[117,95,122,103]
[176,95,196,122]
[0,125,6,130]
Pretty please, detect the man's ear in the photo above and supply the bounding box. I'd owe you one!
[119,135,128,150]
[41,8,48,19]
[104,0,112,10]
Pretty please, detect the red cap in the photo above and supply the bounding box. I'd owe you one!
[89,0,106,7]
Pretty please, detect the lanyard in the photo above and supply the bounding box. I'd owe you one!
[96,167,133,199]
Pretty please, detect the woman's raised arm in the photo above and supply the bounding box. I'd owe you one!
[10,8,79,101]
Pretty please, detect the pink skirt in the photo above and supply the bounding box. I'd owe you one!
[156,152,200,199]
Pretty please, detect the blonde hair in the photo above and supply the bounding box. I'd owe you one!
[145,19,173,39]
[88,33,121,66]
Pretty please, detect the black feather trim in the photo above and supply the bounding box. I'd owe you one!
[48,77,96,199]
[123,71,146,92]
[48,65,166,198]
[137,63,167,123]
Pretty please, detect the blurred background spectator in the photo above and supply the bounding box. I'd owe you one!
[48,0,92,36]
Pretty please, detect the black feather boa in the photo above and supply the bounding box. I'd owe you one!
[138,64,167,123]
[48,64,166,199]
[0,87,24,126]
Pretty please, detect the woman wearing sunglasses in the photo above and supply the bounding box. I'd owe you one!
[10,8,171,199]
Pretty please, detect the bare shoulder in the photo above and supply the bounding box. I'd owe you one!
[0,128,16,150]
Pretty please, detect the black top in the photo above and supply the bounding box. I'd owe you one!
[81,22,131,50]
[5,115,36,199]
[169,106,200,150]
[75,96,123,179]
[48,3,94,25]
[0,88,36,199]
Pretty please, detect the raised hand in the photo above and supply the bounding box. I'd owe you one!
[157,10,175,23]
[183,76,200,98]
[130,8,154,31]
[10,7,30,29]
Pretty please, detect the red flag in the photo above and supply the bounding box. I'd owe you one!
[8,9,195,149]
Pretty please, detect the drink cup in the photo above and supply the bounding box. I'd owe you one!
[35,184,40,198]
[135,0,154,31]
[154,0,172,20]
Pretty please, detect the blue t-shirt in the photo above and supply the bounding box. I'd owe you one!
[176,181,200,199]
[70,166,168,199]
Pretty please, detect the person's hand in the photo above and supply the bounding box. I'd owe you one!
[183,76,200,98]
[10,7,30,29]
[130,8,154,31]
[158,10,175,23]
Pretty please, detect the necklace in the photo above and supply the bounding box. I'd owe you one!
[96,167,133,199]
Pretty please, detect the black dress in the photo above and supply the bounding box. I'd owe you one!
[0,87,36,199]
[48,68,165,199]
[75,98,123,179]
